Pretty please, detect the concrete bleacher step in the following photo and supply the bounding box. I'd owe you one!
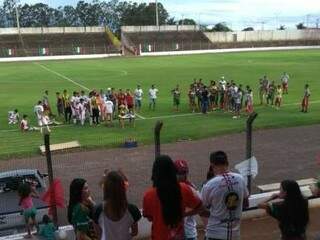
[257,178,316,193]
[39,141,80,154]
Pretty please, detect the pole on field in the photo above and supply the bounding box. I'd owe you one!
[246,112,258,195]
[44,133,58,226]
[15,0,20,33]
[154,120,163,159]
[155,0,159,27]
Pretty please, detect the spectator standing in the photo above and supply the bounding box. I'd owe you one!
[94,171,141,240]
[201,151,249,240]
[148,85,158,111]
[143,155,203,240]
[174,159,199,240]
[171,85,181,112]
[201,86,209,114]
[258,180,309,240]
[18,182,39,238]
[68,178,97,240]
[56,92,64,117]
[134,85,143,112]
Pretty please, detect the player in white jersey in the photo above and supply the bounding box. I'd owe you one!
[34,101,50,133]
[8,109,20,124]
[148,85,158,111]
[78,99,86,125]
[104,98,114,127]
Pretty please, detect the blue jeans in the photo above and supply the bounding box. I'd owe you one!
[202,100,208,113]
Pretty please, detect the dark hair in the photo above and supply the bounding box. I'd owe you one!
[103,171,128,220]
[151,155,182,227]
[210,151,228,166]
[42,214,51,224]
[18,183,31,199]
[280,180,309,235]
[67,178,86,223]
[38,101,42,104]
[23,114,27,119]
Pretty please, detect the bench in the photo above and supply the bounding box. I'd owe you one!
[257,178,316,193]
[39,141,80,154]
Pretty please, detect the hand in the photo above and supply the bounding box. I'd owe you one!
[270,193,279,200]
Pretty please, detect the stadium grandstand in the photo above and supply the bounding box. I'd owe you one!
[0,27,120,57]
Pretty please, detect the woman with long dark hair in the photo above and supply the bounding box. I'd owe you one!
[68,178,96,240]
[93,171,141,240]
[258,180,309,240]
[143,155,203,240]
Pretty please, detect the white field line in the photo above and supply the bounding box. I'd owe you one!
[135,113,146,119]
[34,62,146,120]
[35,62,90,91]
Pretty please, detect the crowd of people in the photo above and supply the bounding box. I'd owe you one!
[16,150,320,239]
[7,72,312,132]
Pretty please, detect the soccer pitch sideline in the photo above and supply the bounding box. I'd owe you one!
[0,49,319,159]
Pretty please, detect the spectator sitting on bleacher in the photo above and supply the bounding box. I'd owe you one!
[67,178,96,240]
[94,171,141,240]
[258,180,309,240]
[174,159,200,240]
[201,151,249,240]
[143,155,203,240]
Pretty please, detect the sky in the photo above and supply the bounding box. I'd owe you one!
[1,0,320,30]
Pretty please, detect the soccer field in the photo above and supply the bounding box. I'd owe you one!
[0,49,319,159]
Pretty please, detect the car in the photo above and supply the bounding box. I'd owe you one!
[0,169,49,236]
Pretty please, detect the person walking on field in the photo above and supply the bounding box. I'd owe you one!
[148,85,158,111]
[134,85,143,112]
[281,72,289,94]
[275,85,283,110]
[301,84,310,113]
[171,85,181,112]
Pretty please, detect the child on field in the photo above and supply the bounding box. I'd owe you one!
[18,182,39,238]
[38,215,56,240]
[20,115,39,132]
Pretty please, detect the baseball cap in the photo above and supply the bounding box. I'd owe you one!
[174,159,189,174]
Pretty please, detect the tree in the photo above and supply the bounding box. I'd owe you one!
[210,22,232,32]
[242,27,254,31]
[296,23,307,29]
[278,25,286,30]
[2,0,17,27]
[178,18,196,25]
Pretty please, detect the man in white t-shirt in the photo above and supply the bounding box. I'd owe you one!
[34,101,50,133]
[134,85,143,112]
[148,85,158,111]
[105,98,114,126]
[201,151,249,240]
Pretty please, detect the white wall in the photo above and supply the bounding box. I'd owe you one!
[0,27,106,35]
[204,29,320,43]
[121,25,200,32]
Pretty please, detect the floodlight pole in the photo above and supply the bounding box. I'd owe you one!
[15,0,21,33]
[155,0,159,27]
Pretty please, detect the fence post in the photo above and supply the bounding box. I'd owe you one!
[246,112,258,194]
[44,133,58,226]
[154,121,163,159]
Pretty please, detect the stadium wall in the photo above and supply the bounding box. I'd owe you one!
[204,29,320,42]
[121,25,200,32]
[140,45,320,56]
[0,27,106,35]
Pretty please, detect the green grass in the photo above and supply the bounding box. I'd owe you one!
[0,49,319,159]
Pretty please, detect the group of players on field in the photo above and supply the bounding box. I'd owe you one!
[8,72,311,132]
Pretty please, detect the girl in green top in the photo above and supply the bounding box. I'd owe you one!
[68,178,97,240]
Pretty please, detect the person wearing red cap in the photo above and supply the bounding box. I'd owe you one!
[174,159,200,240]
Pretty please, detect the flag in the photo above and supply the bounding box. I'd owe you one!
[41,179,65,216]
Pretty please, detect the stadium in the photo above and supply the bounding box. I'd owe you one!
[0,0,320,239]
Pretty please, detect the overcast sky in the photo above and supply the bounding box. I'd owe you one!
[1,0,319,30]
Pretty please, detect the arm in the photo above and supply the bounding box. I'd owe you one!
[257,193,279,210]
[130,222,138,237]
